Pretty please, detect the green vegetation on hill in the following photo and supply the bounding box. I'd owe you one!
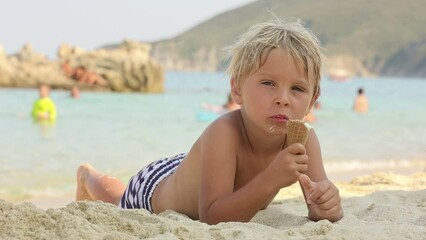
[150,0,426,78]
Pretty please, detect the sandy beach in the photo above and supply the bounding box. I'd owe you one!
[1,172,425,240]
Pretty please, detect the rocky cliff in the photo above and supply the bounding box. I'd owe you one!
[0,40,164,92]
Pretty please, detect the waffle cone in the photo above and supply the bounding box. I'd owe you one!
[286,120,311,146]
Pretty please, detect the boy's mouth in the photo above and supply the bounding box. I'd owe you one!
[270,114,289,123]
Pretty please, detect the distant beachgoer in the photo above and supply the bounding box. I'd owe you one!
[314,101,321,110]
[71,86,80,99]
[304,109,316,122]
[202,92,240,114]
[223,92,240,111]
[304,101,320,122]
[75,18,342,224]
[32,84,57,121]
[354,87,368,113]
[60,60,75,77]
[74,66,107,86]
[62,63,107,86]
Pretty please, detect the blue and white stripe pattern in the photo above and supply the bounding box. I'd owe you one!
[119,153,186,213]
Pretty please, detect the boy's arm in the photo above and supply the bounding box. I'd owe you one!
[302,130,343,222]
[304,130,327,181]
[200,164,278,224]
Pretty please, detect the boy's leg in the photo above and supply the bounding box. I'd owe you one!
[76,164,126,205]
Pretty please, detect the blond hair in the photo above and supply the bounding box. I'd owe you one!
[223,18,322,97]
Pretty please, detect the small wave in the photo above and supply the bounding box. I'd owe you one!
[0,185,74,202]
[321,159,426,182]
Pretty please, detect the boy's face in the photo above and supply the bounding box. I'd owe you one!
[233,48,316,136]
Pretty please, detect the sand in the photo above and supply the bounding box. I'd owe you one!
[1,172,425,240]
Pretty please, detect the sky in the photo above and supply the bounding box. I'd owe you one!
[0,0,254,59]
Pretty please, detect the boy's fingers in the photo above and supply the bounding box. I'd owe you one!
[296,155,309,164]
[299,173,314,189]
[299,174,315,199]
[287,143,306,155]
[317,194,340,211]
[313,190,333,205]
[308,182,331,204]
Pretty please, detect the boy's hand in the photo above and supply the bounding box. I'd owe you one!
[267,143,309,189]
[299,174,343,222]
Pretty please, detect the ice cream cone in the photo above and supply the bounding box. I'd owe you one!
[286,119,311,146]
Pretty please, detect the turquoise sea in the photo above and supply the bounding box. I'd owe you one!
[0,72,425,204]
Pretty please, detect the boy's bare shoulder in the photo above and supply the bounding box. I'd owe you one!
[209,110,242,132]
[201,110,243,143]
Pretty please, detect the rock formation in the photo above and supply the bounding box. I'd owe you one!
[0,40,164,92]
[323,55,375,80]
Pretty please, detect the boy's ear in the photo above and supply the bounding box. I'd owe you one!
[230,78,243,104]
[306,93,319,114]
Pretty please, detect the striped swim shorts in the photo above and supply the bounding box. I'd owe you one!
[119,153,186,213]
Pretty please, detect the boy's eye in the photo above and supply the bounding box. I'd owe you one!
[261,81,275,87]
[292,86,305,92]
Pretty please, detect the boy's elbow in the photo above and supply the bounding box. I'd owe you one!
[199,213,221,225]
[200,218,217,225]
[199,209,229,225]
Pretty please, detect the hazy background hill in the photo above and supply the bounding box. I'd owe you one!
[149,0,426,78]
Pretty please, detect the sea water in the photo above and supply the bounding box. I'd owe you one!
[0,72,425,202]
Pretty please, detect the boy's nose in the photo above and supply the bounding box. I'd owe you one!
[275,92,290,106]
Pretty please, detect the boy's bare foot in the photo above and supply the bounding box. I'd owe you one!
[76,164,95,201]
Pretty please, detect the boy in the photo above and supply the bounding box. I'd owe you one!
[76,18,343,224]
